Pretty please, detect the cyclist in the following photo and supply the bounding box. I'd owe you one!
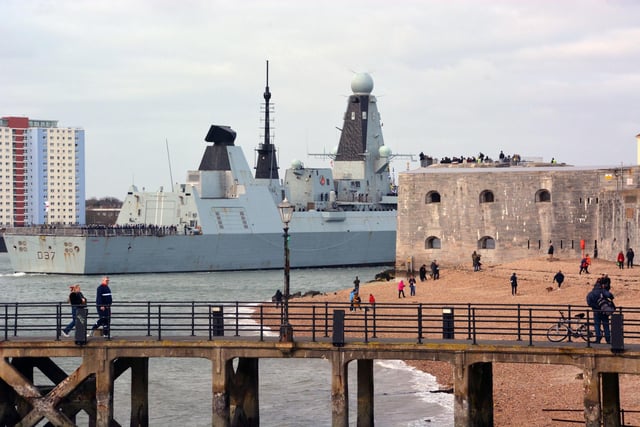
[586,282,614,344]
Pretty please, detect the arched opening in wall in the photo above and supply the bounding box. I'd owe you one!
[478,236,496,249]
[479,190,494,203]
[425,191,441,204]
[535,189,551,202]
[425,236,441,249]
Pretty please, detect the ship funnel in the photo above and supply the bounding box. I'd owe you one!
[205,125,236,145]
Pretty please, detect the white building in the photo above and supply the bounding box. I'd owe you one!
[0,116,85,226]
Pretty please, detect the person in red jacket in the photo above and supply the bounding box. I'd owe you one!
[617,251,625,269]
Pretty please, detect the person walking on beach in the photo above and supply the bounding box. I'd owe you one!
[617,251,625,269]
[430,260,440,280]
[353,276,360,294]
[552,270,565,289]
[398,280,406,298]
[349,288,356,311]
[510,273,518,295]
[472,251,481,271]
[353,293,362,310]
[627,248,635,268]
[90,276,112,337]
[419,264,427,282]
[368,293,376,309]
[408,275,416,296]
[579,257,589,274]
[548,242,554,260]
[62,284,86,337]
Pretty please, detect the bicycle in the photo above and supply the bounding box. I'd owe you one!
[546,311,594,342]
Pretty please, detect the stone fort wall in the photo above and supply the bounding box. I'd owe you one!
[396,164,640,272]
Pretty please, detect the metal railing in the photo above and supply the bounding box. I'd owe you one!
[1,301,638,346]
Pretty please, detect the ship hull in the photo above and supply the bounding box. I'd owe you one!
[4,217,395,274]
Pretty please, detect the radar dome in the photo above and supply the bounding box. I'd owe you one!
[351,73,374,94]
[379,146,392,158]
[290,159,304,169]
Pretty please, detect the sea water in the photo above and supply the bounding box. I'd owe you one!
[0,253,453,426]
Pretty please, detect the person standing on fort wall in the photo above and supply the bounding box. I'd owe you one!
[626,248,635,268]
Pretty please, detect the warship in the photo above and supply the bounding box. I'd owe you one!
[3,68,397,274]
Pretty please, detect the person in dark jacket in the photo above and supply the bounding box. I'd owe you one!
[90,276,113,337]
[586,282,614,344]
[627,248,635,268]
[62,284,86,337]
[510,273,518,295]
[552,270,565,288]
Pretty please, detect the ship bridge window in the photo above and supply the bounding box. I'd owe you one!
[535,189,551,202]
[479,190,494,203]
[478,236,496,249]
[425,191,441,204]
[425,236,441,249]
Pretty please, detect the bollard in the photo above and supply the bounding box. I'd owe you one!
[211,306,224,337]
[442,307,454,339]
[75,307,88,345]
[611,313,624,353]
[332,310,345,347]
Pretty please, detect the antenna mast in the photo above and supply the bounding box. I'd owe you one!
[166,138,175,192]
[254,60,279,180]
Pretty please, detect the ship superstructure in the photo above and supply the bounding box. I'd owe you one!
[3,70,397,274]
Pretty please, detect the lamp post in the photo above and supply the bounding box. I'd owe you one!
[278,198,295,342]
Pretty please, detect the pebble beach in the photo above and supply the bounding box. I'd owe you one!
[296,255,640,426]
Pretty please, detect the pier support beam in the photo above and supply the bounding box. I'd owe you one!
[93,349,114,427]
[331,353,349,427]
[127,358,149,426]
[453,356,493,427]
[601,372,621,427]
[230,357,259,427]
[583,364,601,427]
[356,359,374,427]
[212,351,231,427]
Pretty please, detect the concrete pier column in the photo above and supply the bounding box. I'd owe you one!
[601,372,621,427]
[129,358,149,426]
[93,349,114,427]
[356,359,374,427]
[583,363,601,427]
[453,355,493,426]
[331,352,349,427]
[212,350,231,427]
[230,357,259,427]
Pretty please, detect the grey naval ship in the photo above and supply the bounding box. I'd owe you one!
[3,70,398,274]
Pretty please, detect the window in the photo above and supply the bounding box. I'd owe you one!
[478,236,496,249]
[425,236,441,249]
[535,189,551,202]
[425,191,441,204]
[480,190,494,203]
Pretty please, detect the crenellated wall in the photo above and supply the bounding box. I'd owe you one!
[397,164,640,271]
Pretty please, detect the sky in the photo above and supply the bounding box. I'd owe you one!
[2,0,640,199]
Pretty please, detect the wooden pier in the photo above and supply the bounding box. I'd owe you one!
[1,301,640,426]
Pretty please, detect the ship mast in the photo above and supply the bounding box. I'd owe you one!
[255,60,279,180]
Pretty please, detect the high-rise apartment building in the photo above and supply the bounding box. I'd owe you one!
[0,116,85,226]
